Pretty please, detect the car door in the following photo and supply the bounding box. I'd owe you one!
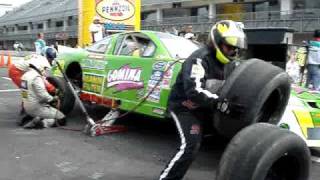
[81,37,112,100]
[104,32,164,115]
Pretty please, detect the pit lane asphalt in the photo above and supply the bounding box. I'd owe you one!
[0,67,320,180]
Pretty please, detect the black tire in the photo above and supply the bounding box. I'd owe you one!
[213,59,291,138]
[46,76,75,115]
[216,123,311,180]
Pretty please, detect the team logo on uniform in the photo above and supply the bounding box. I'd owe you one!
[190,124,200,135]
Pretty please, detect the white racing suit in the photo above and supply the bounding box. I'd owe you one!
[21,69,65,128]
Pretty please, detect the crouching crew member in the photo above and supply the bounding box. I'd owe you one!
[20,60,66,129]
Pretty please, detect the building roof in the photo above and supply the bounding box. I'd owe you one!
[0,0,77,26]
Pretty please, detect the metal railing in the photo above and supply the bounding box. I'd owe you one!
[142,9,320,33]
[0,25,78,40]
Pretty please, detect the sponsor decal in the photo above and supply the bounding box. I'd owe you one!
[161,79,170,89]
[150,70,163,81]
[107,65,143,91]
[83,74,105,94]
[152,61,167,71]
[88,54,105,59]
[146,87,161,103]
[96,0,135,21]
[83,59,105,70]
[105,23,126,30]
[21,80,28,99]
[152,108,165,115]
[190,124,200,135]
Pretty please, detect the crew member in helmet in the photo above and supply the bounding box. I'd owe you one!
[159,20,247,180]
[8,54,54,90]
[42,46,57,65]
[20,60,66,129]
[8,51,56,121]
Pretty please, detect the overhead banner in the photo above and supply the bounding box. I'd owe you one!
[78,0,141,47]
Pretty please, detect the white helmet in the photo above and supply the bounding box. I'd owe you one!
[29,57,51,72]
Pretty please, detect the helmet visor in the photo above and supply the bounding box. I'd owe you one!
[224,36,247,49]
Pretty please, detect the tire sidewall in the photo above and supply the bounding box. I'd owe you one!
[216,123,311,180]
[46,76,75,115]
[213,59,291,138]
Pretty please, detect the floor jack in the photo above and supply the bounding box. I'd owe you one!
[55,61,127,136]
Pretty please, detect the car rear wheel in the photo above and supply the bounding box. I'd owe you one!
[46,76,75,115]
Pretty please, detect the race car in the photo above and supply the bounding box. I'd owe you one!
[279,84,320,148]
[50,31,200,118]
[48,30,294,135]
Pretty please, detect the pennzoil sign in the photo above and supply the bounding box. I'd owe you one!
[96,0,135,21]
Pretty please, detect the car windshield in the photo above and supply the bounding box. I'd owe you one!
[156,32,200,59]
[86,37,112,53]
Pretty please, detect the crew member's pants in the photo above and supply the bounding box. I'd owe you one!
[8,64,56,93]
[159,110,202,180]
[24,103,65,127]
[306,64,320,90]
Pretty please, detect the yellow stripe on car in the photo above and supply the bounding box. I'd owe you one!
[294,110,315,138]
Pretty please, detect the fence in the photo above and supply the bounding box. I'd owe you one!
[142,9,320,33]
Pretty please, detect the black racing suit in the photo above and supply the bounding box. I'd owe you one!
[159,46,225,180]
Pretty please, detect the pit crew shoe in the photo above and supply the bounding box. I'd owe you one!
[23,117,42,129]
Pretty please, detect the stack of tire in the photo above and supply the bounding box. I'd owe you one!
[213,59,311,180]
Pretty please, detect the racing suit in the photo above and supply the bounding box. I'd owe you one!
[8,54,55,93]
[20,68,65,128]
[159,46,225,180]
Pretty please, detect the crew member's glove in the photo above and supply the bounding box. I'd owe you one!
[216,98,245,114]
[49,96,60,107]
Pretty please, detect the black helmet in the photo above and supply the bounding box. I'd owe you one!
[208,20,247,64]
[314,29,320,38]
[44,46,57,64]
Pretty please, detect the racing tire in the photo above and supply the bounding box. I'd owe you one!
[46,76,75,115]
[216,123,311,180]
[213,58,291,138]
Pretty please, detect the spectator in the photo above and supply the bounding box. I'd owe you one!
[286,53,300,84]
[184,25,195,40]
[53,41,59,52]
[305,30,320,90]
[34,33,46,55]
[171,26,178,35]
[13,42,24,51]
[89,16,104,43]
[178,26,186,37]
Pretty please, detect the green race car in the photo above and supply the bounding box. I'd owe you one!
[279,84,320,148]
[51,31,200,118]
